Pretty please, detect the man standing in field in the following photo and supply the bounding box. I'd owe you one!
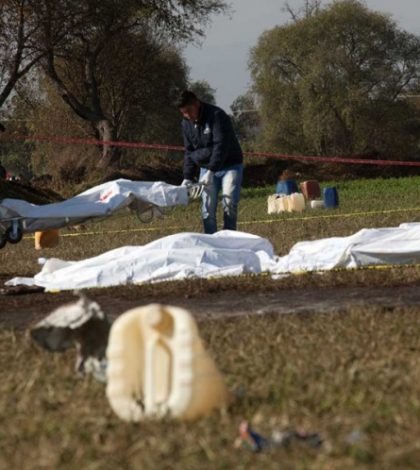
[177,90,243,234]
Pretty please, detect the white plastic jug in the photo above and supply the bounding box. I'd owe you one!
[277,195,289,212]
[267,195,279,215]
[287,193,305,213]
[310,200,325,210]
[267,195,289,214]
[106,304,229,422]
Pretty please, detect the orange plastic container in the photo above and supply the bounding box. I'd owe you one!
[300,181,321,200]
[35,229,60,250]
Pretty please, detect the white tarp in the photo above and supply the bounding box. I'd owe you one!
[6,223,420,291]
[0,179,189,232]
[7,231,275,290]
[271,223,420,274]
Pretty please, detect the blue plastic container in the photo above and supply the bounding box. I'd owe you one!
[323,187,339,209]
[276,180,299,195]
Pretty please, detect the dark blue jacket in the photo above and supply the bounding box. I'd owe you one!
[182,103,243,180]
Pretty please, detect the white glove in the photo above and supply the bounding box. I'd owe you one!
[181,179,193,187]
[200,170,214,186]
[188,184,205,200]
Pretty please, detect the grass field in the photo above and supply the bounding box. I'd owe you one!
[3,175,420,276]
[1,176,420,469]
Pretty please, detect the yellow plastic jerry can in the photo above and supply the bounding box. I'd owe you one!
[106,304,230,422]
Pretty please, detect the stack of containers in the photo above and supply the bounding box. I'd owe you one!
[273,179,305,213]
[269,178,339,214]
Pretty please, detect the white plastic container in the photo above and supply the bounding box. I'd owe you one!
[267,195,279,215]
[277,195,289,212]
[287,193,305,213]
[310,200,325,210]
[267,195,289,214]
[106,304,229,422]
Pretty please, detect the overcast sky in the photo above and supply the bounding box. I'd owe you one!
[184,0,420,110]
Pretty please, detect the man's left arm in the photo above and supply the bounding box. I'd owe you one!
[207,111,230,173]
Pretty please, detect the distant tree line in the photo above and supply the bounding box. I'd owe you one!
[240,0,420,161]
[3,0,420,185]
[0,0,225,179]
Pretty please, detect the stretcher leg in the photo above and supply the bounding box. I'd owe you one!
[6,220,23,244]
[0,232,6,249]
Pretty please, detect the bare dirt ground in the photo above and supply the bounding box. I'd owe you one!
[2,280,420,330]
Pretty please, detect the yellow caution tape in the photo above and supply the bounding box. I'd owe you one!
[21,206,420,240]
[240,206,420,225]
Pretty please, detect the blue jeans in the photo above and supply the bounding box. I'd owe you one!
[200,164,243,234]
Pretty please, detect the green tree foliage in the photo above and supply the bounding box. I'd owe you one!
[8,35,189,181]
[250,0,420,159]
[230,92,261,148]
[0,0,49,127]
[34,0,227,167]
[190,80,216,104]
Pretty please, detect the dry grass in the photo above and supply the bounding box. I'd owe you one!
[2,176,420,468]
[1,308,420,469]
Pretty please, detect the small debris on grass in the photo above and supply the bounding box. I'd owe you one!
[234,420,323,453]
[30,290,110,376]
[234,421,270,452]
[344,429,368,446]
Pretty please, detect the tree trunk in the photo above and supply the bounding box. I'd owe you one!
[96,119,120,168]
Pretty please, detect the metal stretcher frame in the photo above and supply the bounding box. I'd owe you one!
[0,180,205,249]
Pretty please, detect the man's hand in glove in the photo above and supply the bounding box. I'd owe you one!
[200,170,214,187]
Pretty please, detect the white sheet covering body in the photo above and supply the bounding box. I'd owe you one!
[7,231,276,290]
[6,224,420,291]
[271,223,420,274]
[0,179,189,232]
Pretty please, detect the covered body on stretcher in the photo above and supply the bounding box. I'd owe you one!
[0,179,202,248]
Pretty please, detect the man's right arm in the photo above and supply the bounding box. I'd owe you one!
[183,127,198,181]
[182,123,212,179]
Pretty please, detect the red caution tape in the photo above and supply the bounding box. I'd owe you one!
[246,150,420,167]
[2,133,420,168]
[1,134,184,151]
